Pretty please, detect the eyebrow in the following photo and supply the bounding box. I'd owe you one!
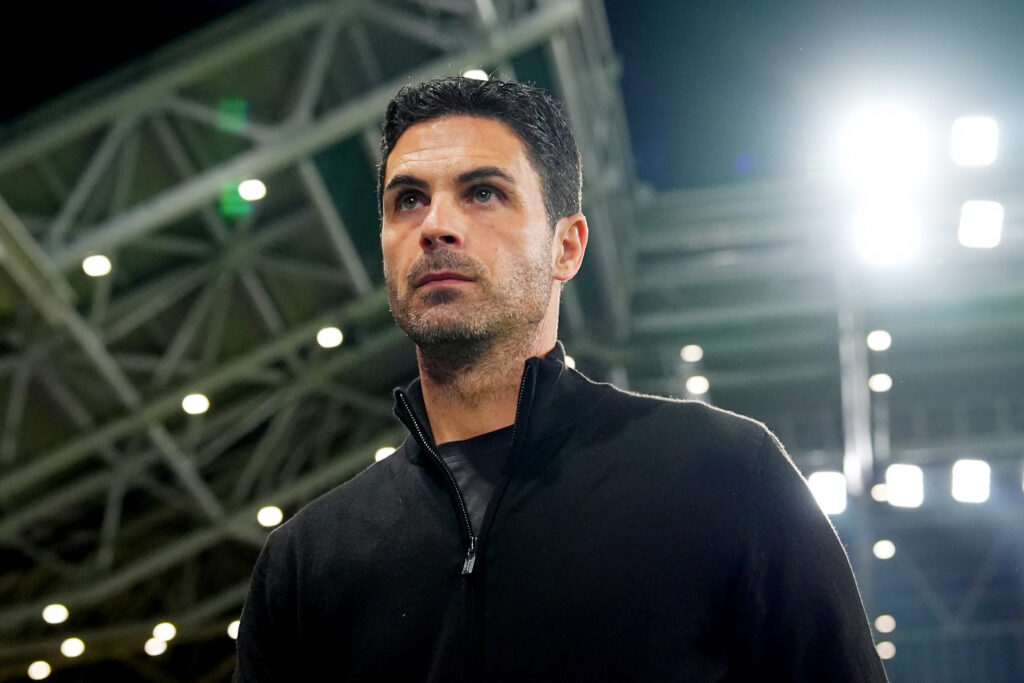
[456,167,516,186]
[383,174,428,193]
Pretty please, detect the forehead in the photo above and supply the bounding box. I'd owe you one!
[384,115,532,181]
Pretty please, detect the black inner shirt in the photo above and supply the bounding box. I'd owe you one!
[436,425,515,534]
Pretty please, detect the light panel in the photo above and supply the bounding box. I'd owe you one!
[808,471,847,514]
[886,464,923,508]
[958,200,1003,248]
[951,459,990,503]
[838,105,930,194]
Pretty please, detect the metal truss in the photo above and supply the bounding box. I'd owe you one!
[0,0,637,678]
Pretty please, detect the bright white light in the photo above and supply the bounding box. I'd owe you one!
[876,641,896,660]
[852,202,922,265]
[886,464,924,508]
[257,506,284,528]
[462,69,489,81]
[227,619,240,640]
[868,373,893,393]
[82,254,112,277]
[950,116,998,166]
[875,614,896,634]
[680,344,704,363]
[238,179,267,201]
[316,326,344,348]
[564,355,576,369]
[958,200,1004,248]
[374,446,396,462]
[838,105,930,194]
[152,622,177,642]
[60,637,85,658]
[870,483,888,502]
[952,459,990,503]
[42,604,69,624]
[866,330,892,351]
[686,375,710,396]
[808,471,847,514]
[144,637,167,656]
[181,393,210,415]
[27,661,51,680]
[873,539,896,559]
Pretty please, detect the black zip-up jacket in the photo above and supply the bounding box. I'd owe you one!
[234,344,889,682]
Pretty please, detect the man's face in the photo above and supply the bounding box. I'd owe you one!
[380,115,556,349]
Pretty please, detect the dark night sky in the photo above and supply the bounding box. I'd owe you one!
[5,0,1023,191]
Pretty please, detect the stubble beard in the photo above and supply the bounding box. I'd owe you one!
[386,248,553,379]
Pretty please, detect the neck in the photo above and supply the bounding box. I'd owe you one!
[417,329,553,445]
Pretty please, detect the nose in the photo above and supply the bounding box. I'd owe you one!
[419,193,465,250]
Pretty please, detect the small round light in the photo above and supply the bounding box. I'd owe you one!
[42,604,69,624]
[316,326,344,348]
[82,254,112,277]
[876,641,896,660]
[870,483,888,502]
[873,540,896,560]
[238,179,267,201]
[564,355,576,369]
[152,622,177,641]
[181,393,210,415]
[462,69,489,81]
[144,637,167,656]
[27,661,51,680]
[875,614,896,633]
[60,637,85,658]
[866,330,892,351]
[868,373,893,393]
[375,446,396,462]
[686,375,710,396]
[680,344,704,363]
[227,619,240,640]
[257,505,284,528]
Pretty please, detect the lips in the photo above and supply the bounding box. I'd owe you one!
[416,271,474,287]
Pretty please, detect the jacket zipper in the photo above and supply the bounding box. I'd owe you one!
[395,363,535,577]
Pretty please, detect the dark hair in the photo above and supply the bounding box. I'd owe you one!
[377,77,582,226]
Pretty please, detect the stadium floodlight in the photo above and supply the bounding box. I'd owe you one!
[852,201,922,265]
[808,471,847,514]
[951,459,990,503]
[885,464,923,508]
[958,200,1003,248]
[950,116,998,166]
[838,105,930,194]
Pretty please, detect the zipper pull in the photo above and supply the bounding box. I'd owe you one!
[462,536,477,575]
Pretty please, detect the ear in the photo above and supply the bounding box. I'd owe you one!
[551,213,588,282]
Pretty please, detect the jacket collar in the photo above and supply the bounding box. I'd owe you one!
[392,341,587,455]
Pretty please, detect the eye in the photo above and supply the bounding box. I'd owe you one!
[396,191,425,211]
[470,186,502,204]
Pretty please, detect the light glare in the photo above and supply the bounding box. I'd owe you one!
[375,446,396,462]
[868,373,893,393]
[950,116,998,166]
[680,344,704,363]
[870,483,888,502]
[873,540,896,559]
[838,106,930,193]
[152,622,177,641]
[238,179,267,201]
[82,254,112,277]
[866,330,892,351]
[257,506,284,528]
[958,201,1004,248]
[852,202,922,265]
[564,355,576,369]
[144,637,167,656]
[807,471,847,514]
[181,393,210,415]
[316,326,344,348]
[951,459,990,503]
[228,619,240,640]
[60,637,85,658]
[875,614,896,633]
[462,69,489,81]
[27,661,51,680]
[686,375,710,396]
[886,464,924,508]
[876,641,896,660]
[42,604,69,624]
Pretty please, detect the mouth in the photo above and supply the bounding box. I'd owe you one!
[415,271,475,288]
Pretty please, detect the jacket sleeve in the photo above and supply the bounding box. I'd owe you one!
[233,533,297,683]
[732,430,889,682]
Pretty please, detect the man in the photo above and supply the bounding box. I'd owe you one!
[234,77,888,682]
